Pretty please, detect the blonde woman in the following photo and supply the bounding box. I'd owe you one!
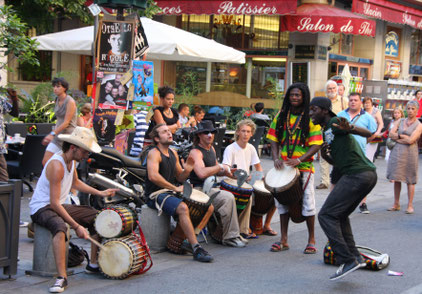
[384,107,404,161]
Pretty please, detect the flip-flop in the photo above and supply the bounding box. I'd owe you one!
[262,229,278,236]
[241,233,259,239]
[304,244,317,254]
[270,242,289,252]
[387,206,400,211]
[405,209,414,214]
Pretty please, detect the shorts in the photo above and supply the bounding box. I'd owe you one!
[147,192,183,217]
[46,142,61,154]
[31,204,98,239]
[275,171,316,217]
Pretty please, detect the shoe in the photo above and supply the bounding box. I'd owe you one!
[359,203,370,214]
[49,276,68,293]
[85,264,100,274]
[330,260,361,281]
[193,246,213,262]
[20,221,28,227]
[238,235,249,244]
[181,240,193,254]
[316,184,328,189]
[356,256,367,268]
[222,237,247,248]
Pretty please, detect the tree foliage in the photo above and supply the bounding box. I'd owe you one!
[0,5,39,70]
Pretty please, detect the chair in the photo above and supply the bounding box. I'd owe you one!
[212,127,226,162]
[248,126,266,153]
[35,123,55,135]
[5,123,28,138]
[7,135,46,192]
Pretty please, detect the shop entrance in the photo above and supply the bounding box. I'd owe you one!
[328,61,371,80]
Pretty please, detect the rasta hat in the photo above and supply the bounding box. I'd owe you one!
[310,97,337,118]
[194,120,217,135]
[58,127,102,153]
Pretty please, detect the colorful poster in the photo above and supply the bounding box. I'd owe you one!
[132,60,154,105]
[93,109,118,145]
[97,74,130,109]
[97,20,135,73]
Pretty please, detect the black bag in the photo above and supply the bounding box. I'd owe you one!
[68,242,89,268]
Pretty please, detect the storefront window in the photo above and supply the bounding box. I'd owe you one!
[18,51,52,82]
[175,61,207,96]
[251,58,286,99]
[410,30,422,65]
[211,63,246,95]
[330,33,353,55]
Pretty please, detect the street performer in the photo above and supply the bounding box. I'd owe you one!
[29,127,117,293]
[145,123,213,262]
[189,120,248,248]
[266,83,323,254]
[309,97,377,280]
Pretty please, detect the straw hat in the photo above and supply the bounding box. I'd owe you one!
[58,127,102,153]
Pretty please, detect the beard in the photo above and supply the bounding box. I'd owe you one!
[327,92,337,99]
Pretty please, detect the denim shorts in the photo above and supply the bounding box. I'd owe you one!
[147,192,182,217]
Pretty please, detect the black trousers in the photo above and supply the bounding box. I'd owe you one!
[318,170,377,265]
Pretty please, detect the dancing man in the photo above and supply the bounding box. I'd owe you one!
[309,97,377,280]
[266,83,322,253]
[145,123,213,262]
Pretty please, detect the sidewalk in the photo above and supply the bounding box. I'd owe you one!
[1,154,420,293]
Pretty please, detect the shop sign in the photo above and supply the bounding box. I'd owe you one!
[384,60,401,79]
[317,46,327,60]
[353,0,422,30]
[385,31,399,58]
[155,0,297,15]
[295,45,315,59]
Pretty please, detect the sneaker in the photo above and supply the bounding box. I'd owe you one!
[180,240,193,254]
[222,237,247,248]
[85,264,100,274]
[193,246,213,262]
[359,203,370,214]
[357,256,367,268]
[238,235,249,244]
[329,260,361,281]
[49,276,68,293]
[316,183,328,189]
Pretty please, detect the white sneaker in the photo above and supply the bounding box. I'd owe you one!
[49,277,68,293]
[222,237,246,248]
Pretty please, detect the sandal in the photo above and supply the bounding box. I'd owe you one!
[262,229,278,236]
[303,244,317,254]
[405,209,414,214]
[270,242,289,252]
[241,233,259,239]
[387,206,400,211]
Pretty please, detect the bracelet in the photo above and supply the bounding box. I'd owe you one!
[50,131,56,136]
[219,164,227,173]
[297,158,301,163]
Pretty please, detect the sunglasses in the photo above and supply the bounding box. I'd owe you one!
[200,131,216,135]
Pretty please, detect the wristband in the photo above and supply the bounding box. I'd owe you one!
[50,131,56,136]
[297,158,301,163]
[219,164,228,173]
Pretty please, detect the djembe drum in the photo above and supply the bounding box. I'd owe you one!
[264,166,305,223]
[220,178,253,213]
[95,205,138,239]
[250,180,275,234]
[183,189,211,228]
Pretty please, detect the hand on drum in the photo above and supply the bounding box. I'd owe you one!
[274,158,284,169]
[285,157,301,167]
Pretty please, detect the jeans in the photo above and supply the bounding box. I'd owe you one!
[318,170,377,265]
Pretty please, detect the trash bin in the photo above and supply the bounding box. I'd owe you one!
[0,180,22,278]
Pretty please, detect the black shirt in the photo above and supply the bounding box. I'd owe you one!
[189,145,217,187]
[145,146,177,195]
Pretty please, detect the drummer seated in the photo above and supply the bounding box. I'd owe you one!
[222,119,277,238]
[28,127,117,293]
[189,121,247,248]
[145,123,214,262]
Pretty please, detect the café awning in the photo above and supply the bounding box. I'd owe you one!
[281,3,376,37]
[155,0,297,15]
[352,0,422,30]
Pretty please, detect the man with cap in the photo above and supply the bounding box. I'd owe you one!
[145,123,214,262]
[29,127,118,293]
[309,97,377,281]
[189,120,247,248]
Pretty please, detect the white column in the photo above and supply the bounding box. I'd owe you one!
[246,58,252,98]
[206,62,211,92]
[0,0,7,87]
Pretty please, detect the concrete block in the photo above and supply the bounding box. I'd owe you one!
[139,205,170,252]
[26,223,73,277]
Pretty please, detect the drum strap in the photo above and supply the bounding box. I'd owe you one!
[302,171,312,191]
[132,220,153,275]
[150,189,175,216]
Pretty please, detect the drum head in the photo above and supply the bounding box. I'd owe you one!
[265,166,299,190]
[95,210,123,239]
[253,180,270,194]
[189,189,209,203]
[98,240,132,278]
[223,178,252,189]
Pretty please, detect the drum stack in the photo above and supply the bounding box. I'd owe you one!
[94,205,152,279]
[250,180,274,235]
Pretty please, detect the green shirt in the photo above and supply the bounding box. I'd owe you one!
[324,117,376,175]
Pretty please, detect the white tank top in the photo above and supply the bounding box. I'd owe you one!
[29,152,75,215]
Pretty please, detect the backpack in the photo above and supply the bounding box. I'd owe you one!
[68,242,89,268]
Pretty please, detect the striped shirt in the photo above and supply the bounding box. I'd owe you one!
[130,111,149,157]
[266,113,323,173]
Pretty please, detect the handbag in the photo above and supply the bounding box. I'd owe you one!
[386,138,397,150]
[68,242,89,267]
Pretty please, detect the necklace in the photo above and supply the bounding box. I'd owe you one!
[286,110,303,136]
[164,108,172,116]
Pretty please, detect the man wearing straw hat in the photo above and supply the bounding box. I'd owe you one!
[29,127,117,293]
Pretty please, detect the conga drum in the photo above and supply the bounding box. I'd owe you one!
[95,205,138,239]
[98,235,148,279]
[220,178,253,212]
[265,166,305,223]
[207,212,223,244]
[250,180,274,234]
[184,189,210,228]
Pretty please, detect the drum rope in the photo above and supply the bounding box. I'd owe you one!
[131,220,153,275]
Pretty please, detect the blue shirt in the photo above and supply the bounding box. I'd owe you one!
[337,109,377,153]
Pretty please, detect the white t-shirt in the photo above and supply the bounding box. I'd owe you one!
[222,142,260,174]
[29,152,75,215]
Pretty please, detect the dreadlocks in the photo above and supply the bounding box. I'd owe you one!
[275,82,311,146]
